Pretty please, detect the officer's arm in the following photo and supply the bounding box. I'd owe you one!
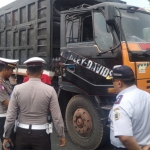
[50,88,65,138]
[113,105,143,150]
[0,86,10,107]
[2,99,9,107]
[119,136,142,150]
[3,87,18,138]
[49,88,66,146]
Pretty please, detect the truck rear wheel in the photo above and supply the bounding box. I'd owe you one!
[65,95,104,150]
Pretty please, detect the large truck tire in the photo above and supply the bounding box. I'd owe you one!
[65,95,104,150]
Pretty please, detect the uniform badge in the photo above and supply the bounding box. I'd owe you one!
[114,95,123,104]
[114,112,120,120]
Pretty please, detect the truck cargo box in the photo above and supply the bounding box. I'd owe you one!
[0,0,56,69]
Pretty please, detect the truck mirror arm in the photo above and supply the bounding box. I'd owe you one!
[97,43,120,56]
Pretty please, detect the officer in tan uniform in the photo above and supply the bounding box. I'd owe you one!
[0,58,18,150]
[3,57,66,150]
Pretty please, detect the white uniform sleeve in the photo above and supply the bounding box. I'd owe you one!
[111,95,134,137]
[112,105,133,137]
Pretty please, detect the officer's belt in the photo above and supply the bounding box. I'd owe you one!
[0,113,7,117]
[18,123,46,130]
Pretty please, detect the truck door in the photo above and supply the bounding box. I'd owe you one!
[61,10,121,95]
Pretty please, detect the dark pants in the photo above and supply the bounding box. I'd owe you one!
[114,147,128,150]
[0,117,5,150]
[0,117,16,150]
[15,127,51,150]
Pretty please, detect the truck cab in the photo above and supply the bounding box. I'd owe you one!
[59,2,150,150]
[60,3,150,95]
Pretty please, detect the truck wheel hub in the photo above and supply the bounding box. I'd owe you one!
[73,108,92,137]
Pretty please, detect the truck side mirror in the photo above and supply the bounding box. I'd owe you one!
[105,5,116,25]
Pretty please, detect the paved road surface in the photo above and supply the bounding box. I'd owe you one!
[0,129,113,150]
[51,129,113,150]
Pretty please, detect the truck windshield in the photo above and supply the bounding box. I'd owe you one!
[121,10,150,43]
[93,12,114,51]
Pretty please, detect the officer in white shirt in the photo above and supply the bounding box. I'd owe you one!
[109,65,150,150]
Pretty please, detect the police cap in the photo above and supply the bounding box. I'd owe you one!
[23,57,46,67]
[112,65,135,79]
[0,57,19,68]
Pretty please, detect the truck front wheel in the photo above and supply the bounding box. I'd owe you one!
[65,95,104,150]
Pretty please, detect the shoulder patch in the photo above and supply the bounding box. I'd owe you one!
[0,85,5,92]
[114,95,123,104]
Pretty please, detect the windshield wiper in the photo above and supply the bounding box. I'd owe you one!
[142,50,150,56]
[127,6,139,13]
[97,44,119,56]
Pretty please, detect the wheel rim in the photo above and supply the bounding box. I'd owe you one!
[73,108,92,137]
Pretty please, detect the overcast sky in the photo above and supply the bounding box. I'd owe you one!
[0,0,16,8]
[0,0,149,8]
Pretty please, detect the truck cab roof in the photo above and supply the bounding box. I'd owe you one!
[61,2,127,14]
[61,2,150,14]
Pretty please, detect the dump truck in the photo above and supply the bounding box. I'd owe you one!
[1,0,150,149]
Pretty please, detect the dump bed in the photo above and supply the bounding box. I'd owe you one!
[0,0,54,69]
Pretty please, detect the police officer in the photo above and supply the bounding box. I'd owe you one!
[109,65,150,150]
[3,57,66,150]
[0,58,18,150]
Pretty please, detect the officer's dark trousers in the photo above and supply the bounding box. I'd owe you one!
[15,127,51,150]
[0,117,5,150]
[0,117,16,150]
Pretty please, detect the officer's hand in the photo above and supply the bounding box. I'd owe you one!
[59,137,66,147]
[3,138,13,150]
[142,145,150,150]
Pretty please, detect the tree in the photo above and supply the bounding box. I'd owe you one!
[148,0,150,3]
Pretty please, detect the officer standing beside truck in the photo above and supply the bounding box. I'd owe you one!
[109,65,150,150]
[3,57,66,150]
[0,58,18,150]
